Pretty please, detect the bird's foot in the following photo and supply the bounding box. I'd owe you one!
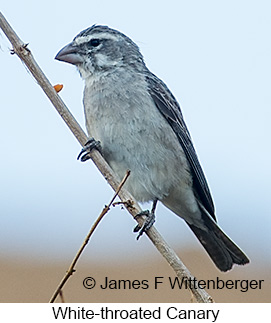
[77,138,101,162]
[133,210,156,240]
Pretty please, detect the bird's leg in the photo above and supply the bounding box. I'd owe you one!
[77,137,101,162]
[133,199,158,240]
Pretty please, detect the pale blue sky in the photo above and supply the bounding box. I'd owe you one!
[0,1,270,266]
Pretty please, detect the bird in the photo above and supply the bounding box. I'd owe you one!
[55,25,249,272]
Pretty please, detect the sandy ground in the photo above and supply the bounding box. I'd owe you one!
[1,249,270,303]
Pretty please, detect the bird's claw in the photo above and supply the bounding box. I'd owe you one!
[77,138,101,162]
[133,210,156,240]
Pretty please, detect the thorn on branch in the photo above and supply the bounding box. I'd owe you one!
[22,43,30,51]
[10,43,30,55]
[67,269,76,275]
[112,199,134,210]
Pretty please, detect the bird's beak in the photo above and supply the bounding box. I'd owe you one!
[55,42,83,65]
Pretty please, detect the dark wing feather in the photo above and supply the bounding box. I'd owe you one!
[146,73,216,220]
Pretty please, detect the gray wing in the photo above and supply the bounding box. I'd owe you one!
[146,72,216,221]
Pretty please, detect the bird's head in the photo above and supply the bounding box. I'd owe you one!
[55,25,145,79]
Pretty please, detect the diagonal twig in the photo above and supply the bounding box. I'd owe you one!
[0,11,214,303]
[49,170,131,303]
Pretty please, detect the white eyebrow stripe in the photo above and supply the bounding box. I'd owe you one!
[75,33,119,45]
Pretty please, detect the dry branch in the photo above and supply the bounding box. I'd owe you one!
[49,170,131,303]
[0,11,214,303]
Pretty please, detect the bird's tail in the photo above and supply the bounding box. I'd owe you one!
[186,212,250,272]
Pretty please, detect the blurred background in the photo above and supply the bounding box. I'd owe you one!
[0,0,270,302]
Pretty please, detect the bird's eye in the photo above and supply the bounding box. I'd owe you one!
[89,39,101,47]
